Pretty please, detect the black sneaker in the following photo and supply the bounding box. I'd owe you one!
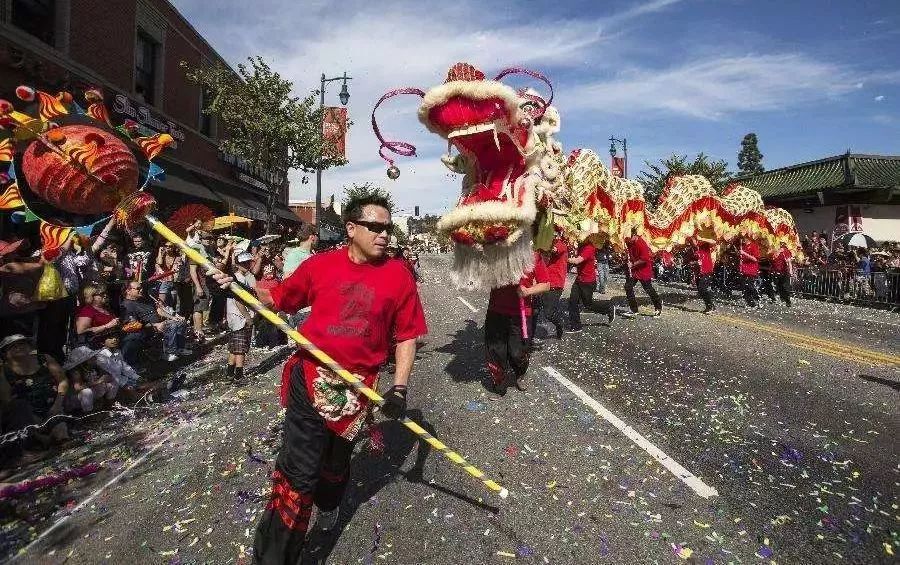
[568,327,583,333]
[488,381,508,400]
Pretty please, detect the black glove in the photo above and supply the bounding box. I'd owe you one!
[381,385,407,420]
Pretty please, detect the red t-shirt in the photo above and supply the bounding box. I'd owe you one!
[739,241,760,276]
[256,277,280,292]
[75,304,116,328]
[488,253,550,316]
[575,242,597,283]
[696,242,715,275]
[271,249,428,376]
[546,239,569,289]
[627,237,653,281]
[771,248,792,274]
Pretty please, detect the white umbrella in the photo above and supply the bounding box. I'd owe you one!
[837,232,876,249]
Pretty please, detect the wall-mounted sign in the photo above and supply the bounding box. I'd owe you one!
[109,93,186,146]
[219,150,285,190]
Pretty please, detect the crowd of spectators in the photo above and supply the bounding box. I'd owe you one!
[0,216,323,474]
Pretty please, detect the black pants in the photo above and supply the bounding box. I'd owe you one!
[253,363,354,565]
[484,311,531,386]
[534,288,564,336]
[37,295,75,362]
[624,277,662,313]
[742,275,760,306]
[208,288,226,326]
[774,273,792,306]
[568,281,611,330]
[175,281,193,318]
[696,274,715,310]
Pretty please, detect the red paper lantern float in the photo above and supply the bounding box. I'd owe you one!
[20,124,139,215]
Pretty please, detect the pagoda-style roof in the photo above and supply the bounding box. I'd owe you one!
[735,153,900,202]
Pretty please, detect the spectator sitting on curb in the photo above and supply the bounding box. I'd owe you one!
[0,334,70,445]
[63,346,118,412]
[121,281,192,364]
[95,333,142,402]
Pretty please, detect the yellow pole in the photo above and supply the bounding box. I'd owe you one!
[145,215,509,499]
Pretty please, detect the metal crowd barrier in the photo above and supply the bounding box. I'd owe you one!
[796,267,900,308]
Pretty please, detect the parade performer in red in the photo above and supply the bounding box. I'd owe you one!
[567,240,614,332]
[621,230,662,318]
[241,193,427,565]
[769,241,794,307]
[486,251,550,398]
[541,235,568,338]
[691,234,717,314]
[738,237,761,308]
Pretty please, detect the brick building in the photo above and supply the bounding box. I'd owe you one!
[0,0,300,227]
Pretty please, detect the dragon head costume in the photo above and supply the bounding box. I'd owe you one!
[374,63,802,290]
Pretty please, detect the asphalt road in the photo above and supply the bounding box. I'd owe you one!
[3,253,898,564]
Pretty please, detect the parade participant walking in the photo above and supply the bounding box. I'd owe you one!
[738,238,761,308]
[541,236,567,338]
[567,240,614,332]
[621,231,662,318]
[215,194,426,565]
[691,234,717,314]
[770,241,794,307]
[485,251,550,398]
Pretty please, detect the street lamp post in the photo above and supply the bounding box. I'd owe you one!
[316,71,351,240]
[609,135,628,177]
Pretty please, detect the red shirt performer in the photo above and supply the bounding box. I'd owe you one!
[540,236,568,338]
[621,231,662,318]
[485,251,550,397]
[738,238,761,308]
[691,234,717,314]
[769,242,794,307]
[567,240,614,331]
[215,194,427,564]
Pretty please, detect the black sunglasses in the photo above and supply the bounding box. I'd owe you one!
[352,220,393,234]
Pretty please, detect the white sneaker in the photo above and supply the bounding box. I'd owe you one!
[178,348,193,356]
[166,353,179,362]
[620,311,636,319]
[315,507,339,531]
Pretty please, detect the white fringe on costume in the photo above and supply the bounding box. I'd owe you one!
[449,234,535,290]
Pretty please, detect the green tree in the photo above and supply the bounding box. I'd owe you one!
[637,153,732,206]
[182,56,346,230]
[737,133,764,175]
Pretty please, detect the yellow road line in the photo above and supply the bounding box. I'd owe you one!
[711,313,899,366]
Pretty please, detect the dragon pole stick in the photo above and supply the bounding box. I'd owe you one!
[117,195,509,499]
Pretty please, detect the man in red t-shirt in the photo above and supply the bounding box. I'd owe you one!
[485,251,550,397]
[770,242,794,306]
[691,235,717,313]
[567,240,615,332]
[738,238,761,308]
[621,232,662,318]
[539,236,568,339]
[214,194,427,563]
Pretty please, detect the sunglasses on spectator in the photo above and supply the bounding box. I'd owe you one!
[352,220,393,234]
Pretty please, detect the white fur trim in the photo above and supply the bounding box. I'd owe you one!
[418,80,521,136]
[436,187,537,232]
[450,235,535,290]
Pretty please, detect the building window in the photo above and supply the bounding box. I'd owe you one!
[199,88,214,137]
[134,31,158,105]
[8,0,56,45]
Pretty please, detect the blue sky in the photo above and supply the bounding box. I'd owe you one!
[172,0,899,214]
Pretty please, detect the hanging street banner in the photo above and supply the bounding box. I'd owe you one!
[323,106,348,159]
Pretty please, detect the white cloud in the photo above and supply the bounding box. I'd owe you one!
[172,0,686,212]
[874,95,885,101]
[562,53,866,120]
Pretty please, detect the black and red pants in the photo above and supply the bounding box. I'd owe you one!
[253,363,354,565]
[484,310,532,387]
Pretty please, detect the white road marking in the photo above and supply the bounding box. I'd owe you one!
[543,366,719,499]
[457,296,478,313]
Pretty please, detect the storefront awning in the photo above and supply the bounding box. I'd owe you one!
[152,160,221,204]
[273,204,301,223]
